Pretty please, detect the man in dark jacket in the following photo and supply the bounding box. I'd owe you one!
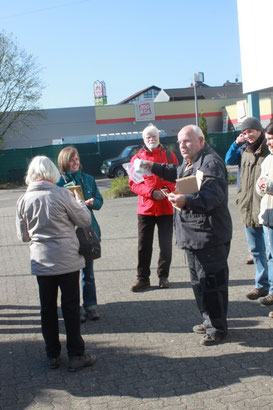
[142,125,232,346]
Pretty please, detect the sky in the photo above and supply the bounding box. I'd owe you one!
[1,0,242,110]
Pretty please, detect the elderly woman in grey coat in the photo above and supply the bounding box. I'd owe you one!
[16,156,96,372]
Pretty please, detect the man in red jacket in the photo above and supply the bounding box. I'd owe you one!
[129,124,179,292]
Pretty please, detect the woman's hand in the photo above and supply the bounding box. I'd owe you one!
[257,177,267,192]
[85,198,94,207]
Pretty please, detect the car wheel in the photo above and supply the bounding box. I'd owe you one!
[114,166,126,178]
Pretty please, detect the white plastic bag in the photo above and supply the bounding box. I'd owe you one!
[122,159,153,184]
[134,158,146,175]
[122,162,144,184]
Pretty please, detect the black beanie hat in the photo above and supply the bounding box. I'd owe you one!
[241,117,263,132]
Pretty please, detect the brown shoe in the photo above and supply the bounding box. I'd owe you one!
[259,294,273,306]
[200,333,226,346]
[159,278,170,288]
[246,288,268,300]
[68,353,96,372]
[130,279,150,292]
[245,255,254,265]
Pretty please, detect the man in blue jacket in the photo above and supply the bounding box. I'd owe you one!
[142,125,232,346]
[225,132,254,264]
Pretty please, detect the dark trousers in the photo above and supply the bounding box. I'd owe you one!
[137,214,173,280]
[37,271,85,358]
[185,242,230,336]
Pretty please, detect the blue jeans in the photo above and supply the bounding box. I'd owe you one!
[245,226,268,290]
[263,226,273,294]
[82,260,97,308]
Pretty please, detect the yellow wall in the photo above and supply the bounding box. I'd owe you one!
[260,98,273,116]
[225,98,273,122]
[95,104,134,120]
[95,98,242,122]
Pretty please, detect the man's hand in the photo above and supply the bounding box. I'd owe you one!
[235,134,246,145]
[152,190,166,200]
[168,192,186,209]
[257,177,267,192]
[141,160,154,171]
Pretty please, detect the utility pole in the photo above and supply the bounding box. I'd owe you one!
[193,72,204,126]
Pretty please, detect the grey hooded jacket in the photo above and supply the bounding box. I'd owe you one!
[16,181,91,276]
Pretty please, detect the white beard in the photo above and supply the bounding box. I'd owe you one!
[146,141,159,151]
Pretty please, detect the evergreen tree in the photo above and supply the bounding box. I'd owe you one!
[199,111,209,143]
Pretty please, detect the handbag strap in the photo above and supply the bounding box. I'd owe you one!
[82,228,89,240]
[62,174,68,184]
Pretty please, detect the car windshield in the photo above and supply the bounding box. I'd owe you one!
[119,146,134,158]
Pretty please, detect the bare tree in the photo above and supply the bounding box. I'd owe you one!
[0,31,44,147]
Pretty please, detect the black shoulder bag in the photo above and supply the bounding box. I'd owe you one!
[76,225,101,260]
[64,173,101,260]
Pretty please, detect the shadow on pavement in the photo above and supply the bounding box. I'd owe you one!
[0,300,270,336]
[1,337,273,408]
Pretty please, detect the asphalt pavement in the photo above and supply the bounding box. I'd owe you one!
[0,180,273,410]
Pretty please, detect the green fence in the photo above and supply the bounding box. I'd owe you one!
[0,131,238,184]
[208,131,240,160]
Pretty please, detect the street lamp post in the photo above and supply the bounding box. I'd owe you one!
[193,72,204,126]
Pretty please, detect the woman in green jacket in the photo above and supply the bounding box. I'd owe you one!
[57,146,103,322]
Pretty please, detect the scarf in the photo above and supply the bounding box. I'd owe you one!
[245,134,264,153]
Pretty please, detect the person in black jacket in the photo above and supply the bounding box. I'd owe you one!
[142,125,232,346]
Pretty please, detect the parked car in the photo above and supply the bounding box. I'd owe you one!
[100,145,142,178]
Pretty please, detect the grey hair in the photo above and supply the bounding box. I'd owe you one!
[142,123,160,139]
[25,156,60,185]
[182,124,204,139]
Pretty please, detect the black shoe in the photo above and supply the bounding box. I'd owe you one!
[68,353,97,372]
[85,306,100,321]
[49,356,61,369]
[80,307,87,323]
[159,278,170,288]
